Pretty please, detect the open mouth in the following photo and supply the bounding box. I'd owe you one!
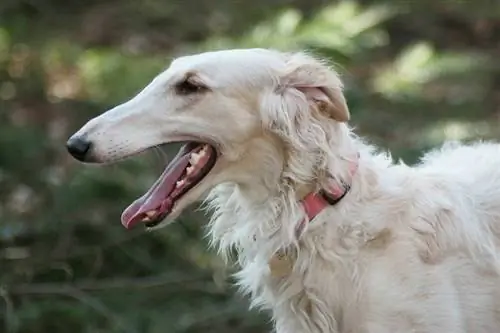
[121,142,217,229]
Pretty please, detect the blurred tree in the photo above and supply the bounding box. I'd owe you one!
[0,0,499,332]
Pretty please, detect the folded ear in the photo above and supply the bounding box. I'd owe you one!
[280,53,350,122]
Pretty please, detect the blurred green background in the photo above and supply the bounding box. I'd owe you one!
[1,0,499,332]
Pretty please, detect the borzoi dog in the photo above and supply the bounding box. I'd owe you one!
[67,48,500,333]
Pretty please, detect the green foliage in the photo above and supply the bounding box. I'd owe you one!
[1,0,499,332]
[204,1,394,65]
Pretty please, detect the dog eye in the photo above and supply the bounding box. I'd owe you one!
[175,78,206,95]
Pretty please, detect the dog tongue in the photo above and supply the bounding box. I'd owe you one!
[121,147,192,229]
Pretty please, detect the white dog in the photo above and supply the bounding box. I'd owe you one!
[67,48,500,333]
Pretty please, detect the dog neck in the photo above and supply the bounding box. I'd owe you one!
[206,132,362,265]
[295,153,359,237]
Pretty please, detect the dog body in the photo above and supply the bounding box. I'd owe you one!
[68,49,500,333]
[211,140,500,333]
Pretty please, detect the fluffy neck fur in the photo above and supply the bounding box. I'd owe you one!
[205,121,391,326]
[208,121,359,255]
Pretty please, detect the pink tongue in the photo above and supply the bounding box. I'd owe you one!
[121,150,192,229]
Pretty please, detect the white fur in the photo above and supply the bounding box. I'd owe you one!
[70,48,500,333]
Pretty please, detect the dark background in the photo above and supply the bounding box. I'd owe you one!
[1,0,500,332]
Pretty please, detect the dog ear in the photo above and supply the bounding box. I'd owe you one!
[279,53,349,122]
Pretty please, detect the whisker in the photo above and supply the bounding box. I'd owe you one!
[149,145,169,169]
[157,146,170,161]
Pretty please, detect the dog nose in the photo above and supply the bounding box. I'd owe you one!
[66,136,92,161]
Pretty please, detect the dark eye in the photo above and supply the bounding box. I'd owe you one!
[175,78,206,95]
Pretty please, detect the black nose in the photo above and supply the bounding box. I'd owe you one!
[66,136,92,161]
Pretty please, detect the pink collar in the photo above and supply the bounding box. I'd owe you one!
[296,154,359,236]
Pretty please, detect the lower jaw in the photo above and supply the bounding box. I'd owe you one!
[145,214,169,228]
[143,187,199,228]
[145,213,174,229]
[144,196,195,229]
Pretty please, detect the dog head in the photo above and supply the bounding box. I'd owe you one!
[66,48,350,230]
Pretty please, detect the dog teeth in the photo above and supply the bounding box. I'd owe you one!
[190,150,207,166]
[143,210,156,221]
[145,210,156,218]
[190,152,201,165]
[186,166,195,175]
[176,180,185,188]
[188,146,210,169]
